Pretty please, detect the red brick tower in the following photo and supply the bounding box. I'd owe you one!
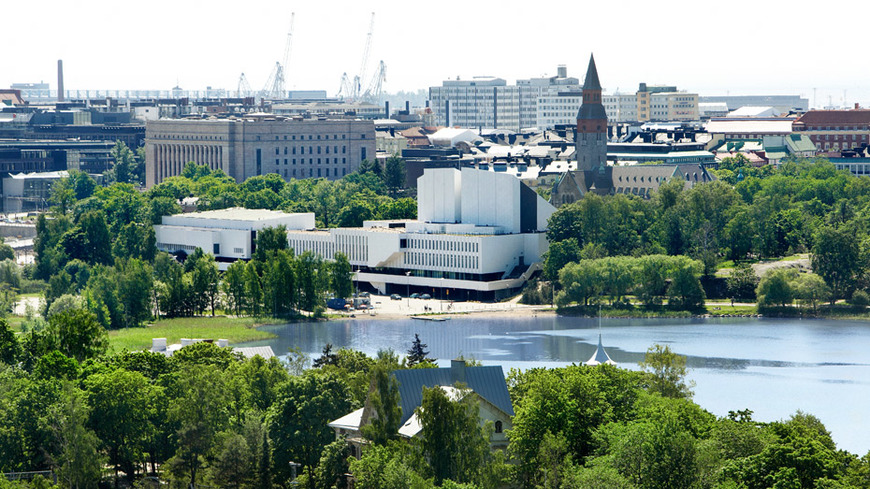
[575,54,607,172]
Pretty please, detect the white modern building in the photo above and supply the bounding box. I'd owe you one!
[154,208,315,269]
[287,168,555,300]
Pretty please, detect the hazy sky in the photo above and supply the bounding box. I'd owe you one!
[7,0,868,107]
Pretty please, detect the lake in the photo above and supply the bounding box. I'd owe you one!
[242,315,870,455]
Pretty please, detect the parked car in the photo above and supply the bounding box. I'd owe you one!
[390,294,402,300]
[421,294,432,300]
[410,293,420,299]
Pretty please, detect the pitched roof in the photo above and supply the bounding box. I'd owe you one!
[583,54,601,91]
[393,361,514,425]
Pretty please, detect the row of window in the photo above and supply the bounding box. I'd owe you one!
[278,168,347,179]
[274,158,348,165]
[407,238,479,253]
[405,252,479,270]
[275,145,347,155]
[153,134,224,141]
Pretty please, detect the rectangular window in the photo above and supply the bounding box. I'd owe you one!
[213,243,220,254]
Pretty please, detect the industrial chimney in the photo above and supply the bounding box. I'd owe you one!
[57,60,64,102]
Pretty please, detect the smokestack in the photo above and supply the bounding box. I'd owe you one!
[405,100,410,112]
[385,100,390,118]
[57,60,65,102]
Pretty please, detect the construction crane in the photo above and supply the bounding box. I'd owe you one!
[261,62,284,99]
[237,73,252,98]
[338,13,375,102]
[260,13,295,100]
[361,60,386,104]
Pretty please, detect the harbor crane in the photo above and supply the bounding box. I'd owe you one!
[338,12,379,102]
[261,12,296,100]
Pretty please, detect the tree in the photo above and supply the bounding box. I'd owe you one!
[406,334,434,367]
[382,155,407,195]
[46,308,108,362]
[757,268,796,308]
[312,343,338,368]
[0,318,21,365]
[727,263,759,302]
[51,383,104,489]
[110,141,137,185]
[330,252,353,300]
[417,385,491,485]
[254,225,289,262]
[267,371,353,486]
[85,369,154,483]
[167,365,231,489]
[543,239,580,283]
[793,273,830,313]
[361,363,402,446]
[812,225,863,303]
[639,344,694,399]
[189,253,219,315]
[210,433,252,489]
[223,260,248,316]
[667,263,706,311]
[262,249,295,317]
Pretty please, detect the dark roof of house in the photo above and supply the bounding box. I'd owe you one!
[796,110,870,125]
[393,360,514,425]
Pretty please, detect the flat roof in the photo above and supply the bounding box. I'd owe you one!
[175,207,304,222]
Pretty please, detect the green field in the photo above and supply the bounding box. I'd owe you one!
[108,316,283,351]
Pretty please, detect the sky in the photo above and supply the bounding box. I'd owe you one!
[6,0,869,108]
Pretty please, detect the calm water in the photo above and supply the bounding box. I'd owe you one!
[241,316,870,455]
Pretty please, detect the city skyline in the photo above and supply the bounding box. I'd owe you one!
[7,0,868,107]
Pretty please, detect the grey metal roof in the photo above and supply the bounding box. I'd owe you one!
[393,361,514,425]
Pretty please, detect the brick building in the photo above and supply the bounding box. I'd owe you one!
[792,109,870,153]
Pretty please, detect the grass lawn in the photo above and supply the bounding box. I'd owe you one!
[6,315,26,332]
[108,316,284,352]
[705,304,758,315]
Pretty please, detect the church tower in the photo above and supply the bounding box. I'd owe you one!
[575,54,608,172]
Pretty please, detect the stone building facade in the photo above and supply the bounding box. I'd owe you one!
[144,116,375,187]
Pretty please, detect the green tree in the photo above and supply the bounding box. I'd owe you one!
[330,252,353,299]
[406,334,434,367]
[167,365,231,489]
[267,371,353,486]
[417,385,491,485]
[223,260,248,316]
[727,263,759,302]
[254,225,289,262]
[51,383,104,489]
[84,369,154,483]
[190,253,219,315]
[361,363,402,446]
[46,308,108,362]
[812,225,863,303]
[262,249,296,317]
[383,155,407,195]
[757,268,796,308]
[210,433,252,489]
[543,239,580,283]
[110,141,137,184]
[667,263,706,311]
[0,318,21,365]
[639,344,694,399]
